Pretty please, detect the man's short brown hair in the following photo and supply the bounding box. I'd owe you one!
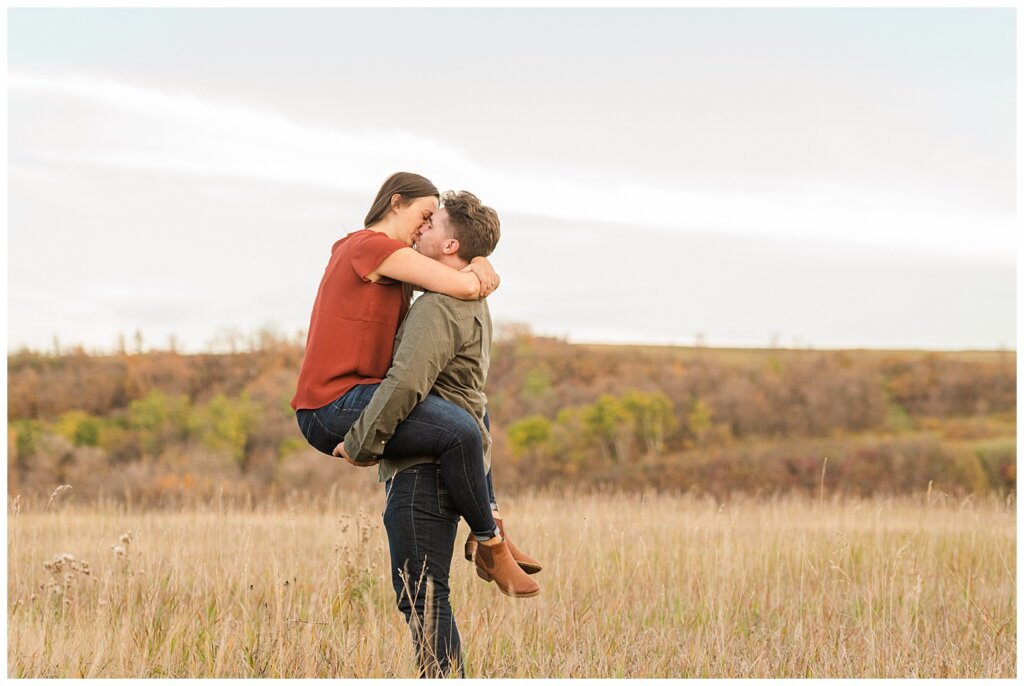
[440,190,500,261]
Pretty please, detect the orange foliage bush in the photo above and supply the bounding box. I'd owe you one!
[6,333,1016,502]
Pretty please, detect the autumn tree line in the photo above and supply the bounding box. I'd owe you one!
[6,328,1016,504]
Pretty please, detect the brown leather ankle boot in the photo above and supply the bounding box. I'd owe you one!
[473,538,540,598]
[464,518,543,574]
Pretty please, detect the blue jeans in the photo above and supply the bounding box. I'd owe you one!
[383,464,462,678]
[296,383,498,539]
[483,411,497,511]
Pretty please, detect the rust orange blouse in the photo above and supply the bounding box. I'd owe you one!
[291,230,409,410]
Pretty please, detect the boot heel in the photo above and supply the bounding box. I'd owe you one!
[476,567,493,582]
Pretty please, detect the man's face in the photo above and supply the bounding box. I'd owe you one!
[414,207,453,260]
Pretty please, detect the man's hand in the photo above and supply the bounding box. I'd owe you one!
[462,257,499,298]
[333,441,379,467]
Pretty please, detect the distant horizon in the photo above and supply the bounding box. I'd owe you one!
[8,325,1017,357]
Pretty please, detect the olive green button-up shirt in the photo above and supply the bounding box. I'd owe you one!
[341,292,493,483]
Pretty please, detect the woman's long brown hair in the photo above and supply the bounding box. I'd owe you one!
[363,172,439,228]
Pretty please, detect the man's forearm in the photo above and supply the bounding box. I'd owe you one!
[343,373,428,461]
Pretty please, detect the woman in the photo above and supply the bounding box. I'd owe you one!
[291,172,536,597]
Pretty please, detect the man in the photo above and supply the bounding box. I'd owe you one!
[335,191,539,677]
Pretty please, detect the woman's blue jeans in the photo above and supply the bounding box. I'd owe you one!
[295,383,498,539]
[383,463,463,678]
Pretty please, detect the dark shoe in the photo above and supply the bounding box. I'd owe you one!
[464,518,543,574]
[473,539,540,598]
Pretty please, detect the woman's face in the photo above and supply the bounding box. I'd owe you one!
[394,195,439,245]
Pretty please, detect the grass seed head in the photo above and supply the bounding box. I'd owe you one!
[47,484,73,509]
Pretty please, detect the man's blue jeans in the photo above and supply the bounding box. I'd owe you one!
[295,383,498,539]
[383,463,463,677]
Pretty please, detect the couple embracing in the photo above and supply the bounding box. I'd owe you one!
[291,172,542,677]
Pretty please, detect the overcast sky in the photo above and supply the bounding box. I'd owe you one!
[7,8,1017,352]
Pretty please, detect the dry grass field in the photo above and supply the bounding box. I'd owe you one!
[7,488,1016,678]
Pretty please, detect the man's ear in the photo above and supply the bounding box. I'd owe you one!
[444,239,461,255]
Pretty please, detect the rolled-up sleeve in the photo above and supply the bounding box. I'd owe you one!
[343,298,460,461]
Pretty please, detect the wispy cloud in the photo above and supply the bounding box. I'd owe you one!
[10,71,1013,261]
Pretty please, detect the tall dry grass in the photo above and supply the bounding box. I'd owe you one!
[7,487,1015,677]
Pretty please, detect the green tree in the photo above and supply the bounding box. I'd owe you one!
[192,393,260,470]
[551,406,592,469]
[128,391,191,456]
[507,415,552,461]
[622,390,677,456]
[11,419,41,472]
[54,410,101,447]
[686,398,713,447]
[582,394,635,462]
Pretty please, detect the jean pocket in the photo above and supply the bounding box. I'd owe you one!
[317,405,365,441]
[331,382,379,411]
[435,468,458,519]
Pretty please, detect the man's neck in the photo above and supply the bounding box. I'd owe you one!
[436,254,469,271]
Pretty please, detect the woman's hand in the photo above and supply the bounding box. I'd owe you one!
[332,442,379,467]
[462,257,500,298]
